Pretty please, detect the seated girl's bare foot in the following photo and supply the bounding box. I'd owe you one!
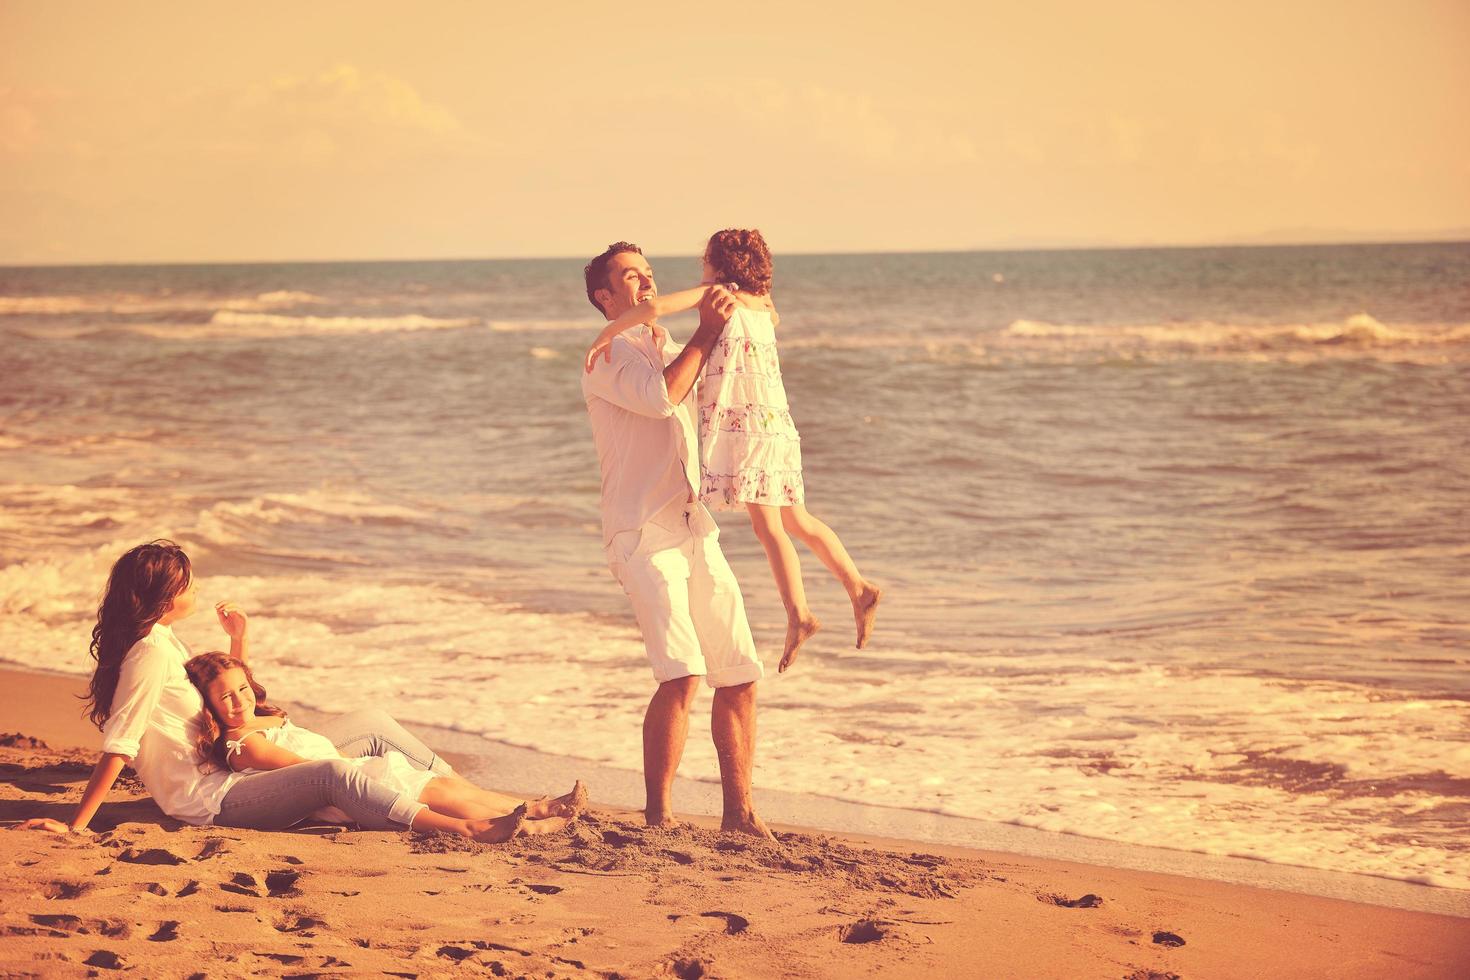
[780,615,821,673]
[468,803,527,844]
[852,584,882,649]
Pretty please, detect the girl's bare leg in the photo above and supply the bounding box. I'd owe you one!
[409,803,526,843]
[746,502,820,671]
[781,503,881,649]
[419,778,586,821]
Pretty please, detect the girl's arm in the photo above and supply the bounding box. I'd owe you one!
[585,286,710,372]
[16,752,130,834]
[226,729,313,772]
[762,292,780,329]
[215,602,250,663]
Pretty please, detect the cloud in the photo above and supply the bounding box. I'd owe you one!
[236,65,464,138]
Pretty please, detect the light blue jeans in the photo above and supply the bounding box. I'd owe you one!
[214,709,453,831]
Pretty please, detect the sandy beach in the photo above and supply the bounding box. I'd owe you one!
[2,669,1466,979]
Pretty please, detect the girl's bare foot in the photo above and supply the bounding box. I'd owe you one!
[518,815,572,837]
[780,615,821,673]
[468,803,527,843]
[852,584,882,649]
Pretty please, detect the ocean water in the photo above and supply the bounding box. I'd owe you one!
[1,243,1467,890]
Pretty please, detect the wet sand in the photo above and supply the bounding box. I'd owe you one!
[3,668,1467,978]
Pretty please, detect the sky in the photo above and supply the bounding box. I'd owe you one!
[2,0,1468,265]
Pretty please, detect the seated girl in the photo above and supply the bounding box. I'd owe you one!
[186,651,583,841]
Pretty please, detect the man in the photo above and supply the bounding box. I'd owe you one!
[580,241,773,840]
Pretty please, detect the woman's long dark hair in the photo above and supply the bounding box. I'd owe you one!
[183,651,287,772]
[84,540,193,730]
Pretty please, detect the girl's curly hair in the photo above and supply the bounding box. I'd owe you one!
[705,228,773,296]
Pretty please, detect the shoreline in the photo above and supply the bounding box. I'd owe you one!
[7,663,1467,920]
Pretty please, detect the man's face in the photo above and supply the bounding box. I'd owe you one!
[598,251,656,319]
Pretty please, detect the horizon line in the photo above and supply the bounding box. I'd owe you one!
[3,234,1468,271]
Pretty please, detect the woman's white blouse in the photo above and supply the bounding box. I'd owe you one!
[99,622,239,824]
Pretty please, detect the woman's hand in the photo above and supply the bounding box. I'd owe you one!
[215,601,249,640]
[14,818,91,836]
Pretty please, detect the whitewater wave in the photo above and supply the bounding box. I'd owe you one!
[1003,314,1470,350]
[120,311,483,339]
[487,319,591,333]
[0,290,324,317]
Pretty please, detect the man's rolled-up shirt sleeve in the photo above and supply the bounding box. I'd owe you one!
[99,642,169,759]
[584,340,678,418]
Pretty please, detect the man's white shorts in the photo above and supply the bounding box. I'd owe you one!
[606,501,764,687]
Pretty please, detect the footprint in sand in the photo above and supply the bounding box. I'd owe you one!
[265,869,302,897]
[117,846,186,866]
[194,838,231,861]
[220,872,260,897]
[837,918,929,946]
[41,880,92,899]
[1039,892,1104,908]
[82,950,125,970]
[28,914,129,938]
[273,910,326,935]
[700,911,750,935]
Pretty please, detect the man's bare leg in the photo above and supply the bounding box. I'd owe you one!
[644,675,700,827]
[711,681,775,840]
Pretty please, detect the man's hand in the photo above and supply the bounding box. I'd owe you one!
[215,601,249,640]
[699,284,737,331]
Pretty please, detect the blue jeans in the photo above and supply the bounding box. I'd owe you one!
[214,709,451,831]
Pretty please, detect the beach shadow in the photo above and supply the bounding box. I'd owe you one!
[0,797,172,831]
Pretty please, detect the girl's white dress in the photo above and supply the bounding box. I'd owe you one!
[227,720,435,823]
[698,305,804,509]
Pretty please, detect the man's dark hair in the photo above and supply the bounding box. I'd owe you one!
[584,241,643,314]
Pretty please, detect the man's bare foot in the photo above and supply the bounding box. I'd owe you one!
[721,810,777,842]
[780,615,821,673]
[852,584,882,649]
[533,780,588,819]
[468,803,527,843]
[645,809,681,829]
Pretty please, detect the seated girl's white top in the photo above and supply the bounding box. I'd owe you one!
[99,622,240,825]
[227,720,435,817]
[225,720,338,764]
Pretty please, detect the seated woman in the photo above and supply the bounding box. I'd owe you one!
[20,540,583,842]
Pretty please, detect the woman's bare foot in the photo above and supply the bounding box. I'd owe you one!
[467,803,527,843]
[780,615,821,673]
[530,780,588,820]
[852,584,882,649]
